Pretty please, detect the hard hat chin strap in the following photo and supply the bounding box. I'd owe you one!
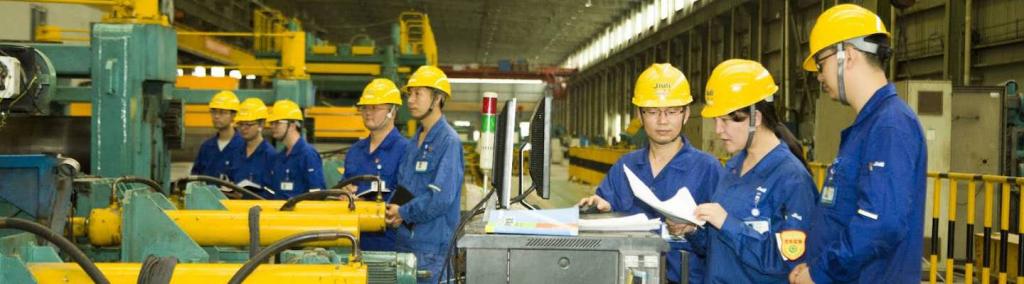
[744,105,757,150]
[836,42,849,106]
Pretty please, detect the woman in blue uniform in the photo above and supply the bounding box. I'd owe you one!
[669,59,817,283]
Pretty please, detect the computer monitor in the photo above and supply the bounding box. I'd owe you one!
[528,95,552,200]
[492,98,516,208]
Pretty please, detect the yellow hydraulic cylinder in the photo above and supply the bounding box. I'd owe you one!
[80,209,362,247]
[220,199,385,223]
[28,262,367,284]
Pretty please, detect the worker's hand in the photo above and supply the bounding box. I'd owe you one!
[385,204,403,227]
[575,195,611,212]
[665,219,697,236]
[694,203,728,229]
[333,185,358,201]
[789,263,814,284]
[221,187,243,199]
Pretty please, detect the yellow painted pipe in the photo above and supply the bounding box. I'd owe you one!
[929,177,940,284]
[946,179,958,284]
[967,181,977,284]
[928,255,937,284]
[220,199,385,226]
[82,209,361,247]
[28,262,366,284]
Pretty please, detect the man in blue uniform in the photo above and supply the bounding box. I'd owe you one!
[576,63,724,284]
[266,99,326,199]
[229,98,277,199]
[789,4,927,284]
[385,66,463,284]
[191,90,245,179]
[343,78,410,251]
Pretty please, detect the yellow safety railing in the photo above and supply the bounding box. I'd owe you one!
[914,173,1024,284]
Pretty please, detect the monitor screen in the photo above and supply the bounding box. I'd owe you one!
[528,95,552,200]
[491,98,516,208]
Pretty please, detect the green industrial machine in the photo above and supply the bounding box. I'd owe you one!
[0,1,422,282]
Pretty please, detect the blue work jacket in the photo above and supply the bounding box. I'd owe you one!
[228,140,277,199]
[807,83,927,283]
[687,143,817,283]
[344,128,409,251]
[191,132,245,179]
[394,116,464,284]
[267,138,326,199]
[595,136,724,283]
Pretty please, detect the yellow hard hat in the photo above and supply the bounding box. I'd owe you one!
[358,78,403,106]
[632,63,693,108]
[701,59,779,118]
[403,65,451,98]
[803,4,890,71]
[209,90,240,111]
[267,99,303,122]
[235,98,269,122]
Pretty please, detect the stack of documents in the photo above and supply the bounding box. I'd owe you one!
[485,207,579,236]
[579,213,662,232]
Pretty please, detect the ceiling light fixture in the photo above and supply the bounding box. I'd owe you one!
[449,78,546,85]
[585,0,592,8]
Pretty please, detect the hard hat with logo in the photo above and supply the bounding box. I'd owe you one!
[235,98,269,122]
[803,4,890,71]
[358,78,403,106]
[209,90,240,111]
[632,63,693,108]
[702,59,779,118]
[267,99,303,122]
[403,65,451,97]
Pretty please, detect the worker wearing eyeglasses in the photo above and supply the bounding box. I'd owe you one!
[576,63,725,284]
[789,4,926,284]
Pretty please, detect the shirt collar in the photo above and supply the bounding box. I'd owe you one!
[726,142,789,180]
[415,115,450,146]
[287,138,309,158]
[632,135,695,171]
[851,83,897,128]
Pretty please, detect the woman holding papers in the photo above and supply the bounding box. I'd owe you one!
[577,63,725,284]
[668,59,817,283]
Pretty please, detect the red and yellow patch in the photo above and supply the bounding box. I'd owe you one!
[779,230,806,261]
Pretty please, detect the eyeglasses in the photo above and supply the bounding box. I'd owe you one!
[814,49,838,72]
[357,105,392,113]
[640,107,685,118]
[237,122,262,128]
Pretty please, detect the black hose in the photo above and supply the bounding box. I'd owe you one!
[110,176,164,204]
[227,230,359,284]
[0,217,109,284]
[172,175,265,200]
[278,190,357,212]
[330,174,386,202]
[248,206,261,258]
[136,255,177,284]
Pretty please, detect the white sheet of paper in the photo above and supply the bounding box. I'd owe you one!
[623,166,706,227]
[579,213,661,232]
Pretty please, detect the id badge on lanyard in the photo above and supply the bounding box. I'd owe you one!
[415,144,430,173]
[744,186,770,234]
[281,168,294,191]
[820,162,838,206]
